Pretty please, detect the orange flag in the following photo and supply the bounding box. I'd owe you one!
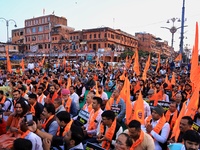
[124,77,133,124]
[95,81,100,97]
[174,53,182,62]
[20,58,25,72]
[142,55,150,81]
[119,71,126,81]
[190,22,199,86]
[134,81,140,94]
[40,56,45,67]
[132,53,135,60]
[155,53,160,73]
[125,55,131,69]
[132,91,144,125]
[66,77,71,90]
[133,49,140,76]
[63,57,66,68]
[171,72,176,85]
[149,90,163,106]
[5,46,12,73]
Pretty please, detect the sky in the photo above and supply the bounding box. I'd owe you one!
[0,0,200,52]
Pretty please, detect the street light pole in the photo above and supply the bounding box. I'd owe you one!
[0,17,17,42]
[161,18,181,60]
[180,0,186,56]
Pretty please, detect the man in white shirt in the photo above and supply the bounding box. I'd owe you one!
[145,105,170,150]
[27,61,35,74]
[69,86,80,110]
[20,118,43,150]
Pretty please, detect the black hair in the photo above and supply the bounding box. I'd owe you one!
[101,110,115,121]
[181,116,193,126]
[38,86,44,91]
[44,103,55,115]
[28,93,37,100]
[118,133,133,147]
[56,111,71,124]
[54,98,62,105]
[183,130,200,144]
[15,100,29,118]
[128,120,141,130]
[69,86,75,90]
[13,90,20,94]
[70,124,84,146]
[13,138,32,150]
[93,96,102,105]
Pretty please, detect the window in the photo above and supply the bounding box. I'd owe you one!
[42,18,45,24]
[48,17,50,22]
[90,34,92,39]
[32,27,36,33]
[89,44,92,48]
[94,34,96,38]
[98,34,101,38]
[105,43,107,47]
[70,36,72,40]
[52,37,54,41]
[108,33,110,38]
[104,33,107,38]
[44,25,49,31]
[98,44,100,48]
[73,36,75,40]
[32,36,36,41]
[26,28,30,34]
[48,44,50,48]
[111,34,114,39]
[55,37,57,40]
[20,31,23,36]
[83,35,87,39]
[76,36,79,40]
[38,26,43,32]
[38,35,43,41]
[45,44,47,49]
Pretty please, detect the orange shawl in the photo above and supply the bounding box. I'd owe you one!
[130,131,144,150]
[146,115,166,134]
[105,97,120,110]
[0,96,6,105]
[100,119,117,150]
[82,103,93,113]
[42,115,54,129]
[88,108,101,136]
[30,102,36,116]
[21,130,30,138]
[63,98,72,113]
[37,94,45,104]
[57,119,73,136]
[46,92,58,103]
[165,110,178,129]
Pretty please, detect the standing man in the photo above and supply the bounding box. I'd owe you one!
[69,86,80,110]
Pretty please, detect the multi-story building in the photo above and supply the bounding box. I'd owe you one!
[135,32,171,56]
[67,27,138,61]
[24,14,67,53]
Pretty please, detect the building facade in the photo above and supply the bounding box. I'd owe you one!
[135,32,171,56]
[24,15,67,53]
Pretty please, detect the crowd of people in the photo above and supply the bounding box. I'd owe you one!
[0,54,199,150]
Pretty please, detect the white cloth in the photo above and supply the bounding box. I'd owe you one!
[25,132,43,150]
[70,92,80,110]
[27,63,35,70]
[148,119,170,150]
[101,92,108,101]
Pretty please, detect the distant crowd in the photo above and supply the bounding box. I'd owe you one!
[0,53,199,150]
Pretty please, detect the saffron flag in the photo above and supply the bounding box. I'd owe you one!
[5,46,12,73]
[174,53,182,62]
[190,22,199,86]
[66,77,71,90]
[171,72,176,85]
[20,58,25,72]
[133,49,140,76]
[132,91,145,125]
[142,54,150,81]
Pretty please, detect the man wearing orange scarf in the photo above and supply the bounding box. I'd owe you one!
[28,93,43,120]
[124,120,154,150]
[39,103,58,136]
[145,105,170,150]
[45,85,58,104]
[19,117,43,150]
[97,110,123,150]
[105,89,126,122]
[83,96,103,143]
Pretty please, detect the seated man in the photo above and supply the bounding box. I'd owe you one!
[105,89,125,122]
[181,130,200,150]
[96,110,123,150]
[82,96,103,143]
[125,120,155,150]
[39,103,59,135]
[115,133,133,150]
[19,117,43,150]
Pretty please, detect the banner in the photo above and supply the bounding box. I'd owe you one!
[192,122,200,134]
[76,110,90,125]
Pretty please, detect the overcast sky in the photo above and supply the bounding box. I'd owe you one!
[0,0,199,52]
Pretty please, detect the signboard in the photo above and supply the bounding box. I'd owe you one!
[148,100,170,111]
[192,122,200,134]
[77,110,90,125]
